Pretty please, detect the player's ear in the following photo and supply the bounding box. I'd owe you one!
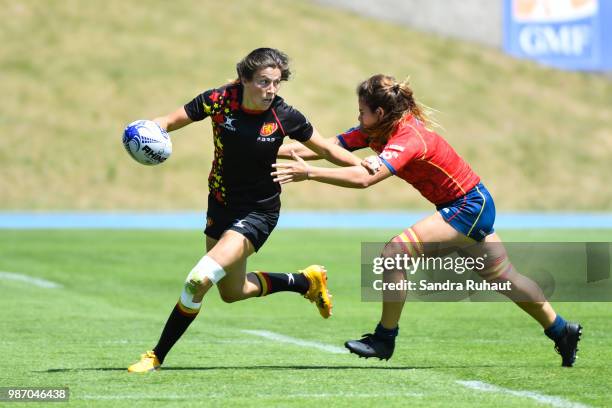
[375,107,385,121]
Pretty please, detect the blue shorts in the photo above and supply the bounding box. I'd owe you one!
[436,183,495,241]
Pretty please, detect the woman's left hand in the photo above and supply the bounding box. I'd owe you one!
[271,151,311,184]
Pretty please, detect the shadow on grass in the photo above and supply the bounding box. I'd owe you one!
[43,364,498,373]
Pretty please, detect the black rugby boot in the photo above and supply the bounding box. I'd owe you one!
[345,333,395,360]
[553,322,582,367]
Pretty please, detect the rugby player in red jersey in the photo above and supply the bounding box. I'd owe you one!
[127,48,366,373]
[273,74,581,367]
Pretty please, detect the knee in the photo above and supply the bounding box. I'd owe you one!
[190,280,210,301]
[381,241,402,259]
[187,255,227,286]
[383,227,424,259]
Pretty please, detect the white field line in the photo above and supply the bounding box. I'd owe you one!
[81,392,423,400]
[241,329,347,354]
[0,271,62,289]
[86,335,591,405]
[457,381,592,408]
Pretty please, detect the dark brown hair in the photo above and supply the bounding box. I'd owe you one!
[357,74,430,142]
[236,48,291,82]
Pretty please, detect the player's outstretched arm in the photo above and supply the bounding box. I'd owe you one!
[153,106,193,132]
[272,151,392,189]
[278,128,340,161]
[278,128,363,167]
[278,141,320,160]
[302,129,363,167]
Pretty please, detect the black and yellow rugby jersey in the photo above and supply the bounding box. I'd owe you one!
[184,82,313,210]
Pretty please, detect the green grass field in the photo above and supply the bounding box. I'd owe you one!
[1,229,611,407]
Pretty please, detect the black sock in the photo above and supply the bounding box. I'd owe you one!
[253,272,310,296]
[375,322,399,340]
[153,303,199,364]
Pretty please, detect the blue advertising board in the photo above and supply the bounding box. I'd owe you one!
[503,0,612,71]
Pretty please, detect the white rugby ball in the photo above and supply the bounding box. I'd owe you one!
[122,120,172,165]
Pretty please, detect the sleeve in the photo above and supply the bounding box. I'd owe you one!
[281,106,314,142]
[183,89,214,121]
[378,135,421,174]
[336,126,369,152]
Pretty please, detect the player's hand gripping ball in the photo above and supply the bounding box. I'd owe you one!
[122,120,172,165]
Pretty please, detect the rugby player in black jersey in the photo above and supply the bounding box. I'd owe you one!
[128,48,363,372]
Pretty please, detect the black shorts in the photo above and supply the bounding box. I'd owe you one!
[204,197,279,252]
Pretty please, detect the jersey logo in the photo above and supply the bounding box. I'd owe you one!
[257,136,277,143]
[381,150,399,160]
[233,219,247,228]
[220,116,237,131]
[260,122,278,137]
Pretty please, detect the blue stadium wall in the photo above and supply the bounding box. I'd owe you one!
[310,0,612,72]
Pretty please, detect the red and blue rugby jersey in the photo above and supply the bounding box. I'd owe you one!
[337,116,480,205]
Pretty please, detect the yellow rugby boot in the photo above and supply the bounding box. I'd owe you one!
[301,265,333,319]
[127,350,160,373]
